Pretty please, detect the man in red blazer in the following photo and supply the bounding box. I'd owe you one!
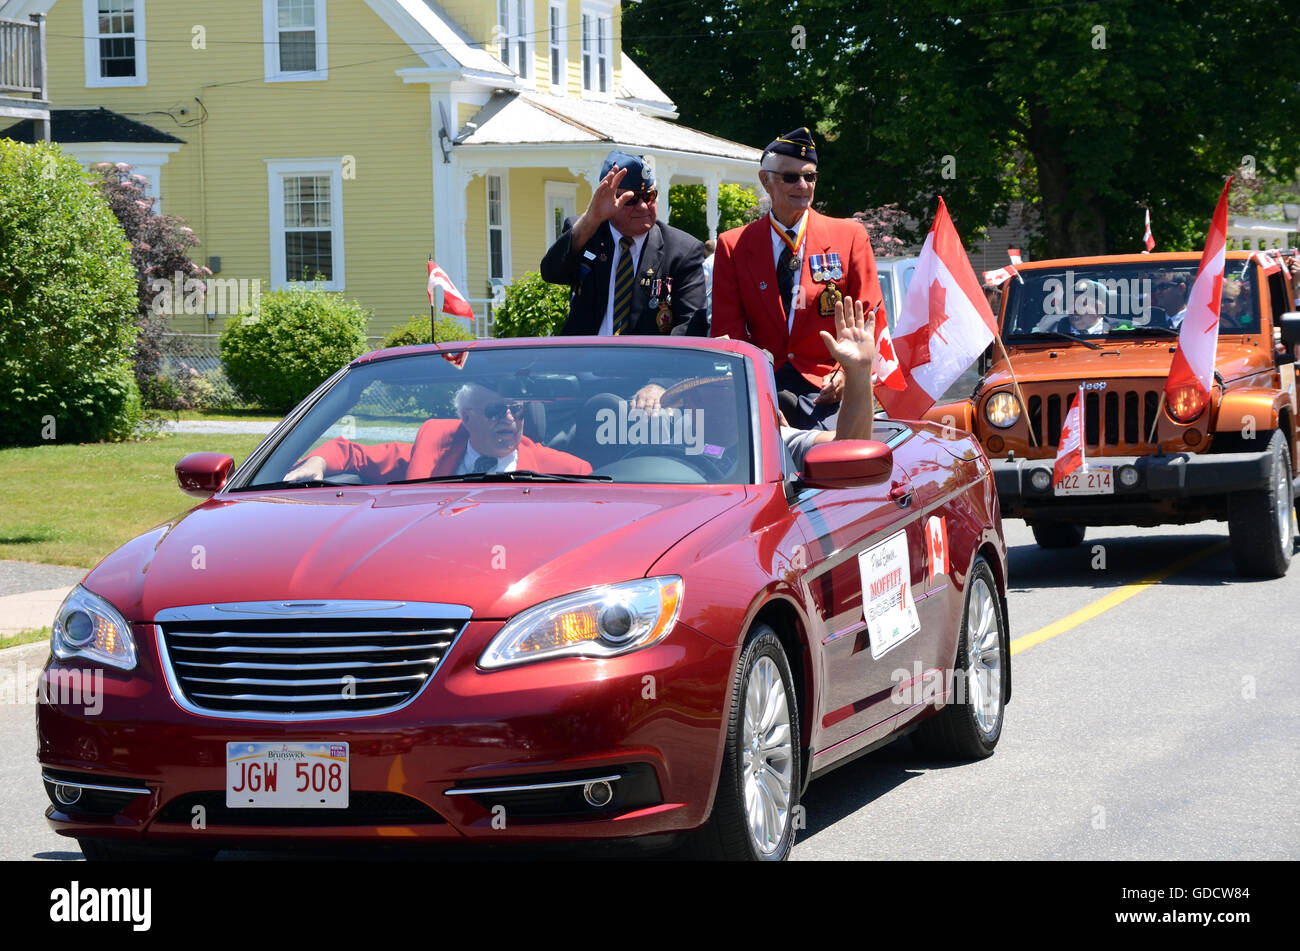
[711,127,882,429]
[285,383,592,482]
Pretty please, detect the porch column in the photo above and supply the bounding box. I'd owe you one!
[656,160,677,223]
[705,173,722,240]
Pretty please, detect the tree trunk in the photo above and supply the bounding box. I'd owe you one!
[1027,106,1108,257]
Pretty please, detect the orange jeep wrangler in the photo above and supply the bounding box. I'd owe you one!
[926,251,1300,577]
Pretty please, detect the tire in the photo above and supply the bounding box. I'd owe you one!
[912,557,1007,759]
[691,625,801,861]
[1029,521,1086,548]
[1228,430,1294,578]
[79,839,218,862]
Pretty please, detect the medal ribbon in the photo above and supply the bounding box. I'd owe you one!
[770,212,808,257]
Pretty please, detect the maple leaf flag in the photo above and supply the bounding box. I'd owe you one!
[1053,385,1086,486]
[427,260,474,320]
[877,197,999,419]
[1164,178,1232,420]
[1143,208,1155,252]
[872,308,906,391]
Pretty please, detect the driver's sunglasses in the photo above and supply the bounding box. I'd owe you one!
[622,189,659,205]
[480,400,526,421]
[778,171,818,184]
[1154,281,1179,291]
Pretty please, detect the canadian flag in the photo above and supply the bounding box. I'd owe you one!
[1164,178,1232,420]
[926,515,948,582]
[1143,209,1155,252]
[1053,384,1086,486]
[983,249,1023,288]
[427,260,474,320]
[877,198,999,420]
[1250,249,1282,277]
[872,309,906,391]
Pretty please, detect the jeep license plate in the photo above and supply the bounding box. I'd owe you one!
[1055,465,1113,496]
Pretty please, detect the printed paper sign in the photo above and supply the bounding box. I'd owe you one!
[859,530,921,659]
[926,515,948,582]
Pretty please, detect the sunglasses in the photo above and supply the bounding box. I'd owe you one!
[1154,281,1181,291]
[622,189,659,205]
[478,400,526,421]
[776,171,818,184]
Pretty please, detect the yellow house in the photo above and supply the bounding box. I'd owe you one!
[0,0,761,337]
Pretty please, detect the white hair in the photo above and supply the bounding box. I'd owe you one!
[453,382,494,416]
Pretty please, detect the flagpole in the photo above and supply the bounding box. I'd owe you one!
[1147,391,1165,445]
[993,336,1038,448]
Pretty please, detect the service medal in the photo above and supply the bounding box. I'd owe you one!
[656,302,673,332]
[831,267,843,280]
[818,282,842,317]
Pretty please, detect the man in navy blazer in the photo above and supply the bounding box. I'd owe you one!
[541,150,708,336]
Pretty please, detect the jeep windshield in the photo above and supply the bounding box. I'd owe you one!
[236,344,755,488]
[1001,260,1261,341]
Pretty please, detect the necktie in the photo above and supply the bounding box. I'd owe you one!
[777,229,798,317]
[473,456,496,473]
[612,235,635,335]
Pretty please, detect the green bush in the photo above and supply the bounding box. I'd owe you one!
[667,183,763,241]
[0,141,142,445]
[219,287,369,413]
[380,314,475,349]
[140,363,239,412]
[492,271,570,338]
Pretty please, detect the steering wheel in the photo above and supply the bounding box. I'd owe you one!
[615,442,733,482]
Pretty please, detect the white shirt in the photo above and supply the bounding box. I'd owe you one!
[598,222,651,335]
[458,446,518,474]
[768,211,809,331]
[1167,307,1187,329]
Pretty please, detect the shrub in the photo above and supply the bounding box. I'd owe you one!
[666,183,763,241]
[380,314,475,349]
[492,271,570,338]
[220,287,369,412]
[140,362,239,412]
[0,141,141,445]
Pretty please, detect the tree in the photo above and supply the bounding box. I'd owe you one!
[667,183,762,240]
[625,0,1300,256]
[0,141,141,445]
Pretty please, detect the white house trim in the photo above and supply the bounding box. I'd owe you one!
[265,157,346,290]
[83,0,147,88]
[62,141,182,212]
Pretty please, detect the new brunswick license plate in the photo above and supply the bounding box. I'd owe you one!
[226,742,349,808]
[1054,465,1113,496]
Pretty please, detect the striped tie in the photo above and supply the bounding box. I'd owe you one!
[612,235,635,335]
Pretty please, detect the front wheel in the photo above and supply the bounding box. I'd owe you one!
[691,626,800,861]
[913,557,1007,759]
[1029,521,1086,548]
[1228,430,1294,578]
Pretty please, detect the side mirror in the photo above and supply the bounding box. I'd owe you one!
[176,452,234,499]
[1279,312,1300,349]
[800,440,893,489]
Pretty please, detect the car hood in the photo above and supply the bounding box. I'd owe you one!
[83,484,747,622]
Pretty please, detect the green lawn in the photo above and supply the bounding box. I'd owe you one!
[166,408,285,422]
[0,434,266,568]
[1,627,50,650]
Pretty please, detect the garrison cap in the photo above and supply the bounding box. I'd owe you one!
[600,150,656,195]
[764,127,818,166]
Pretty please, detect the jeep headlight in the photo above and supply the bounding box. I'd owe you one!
[984,391,1022,429]
[480,577,682,669]
[1166,383,1208,423]
[51,586,137,670]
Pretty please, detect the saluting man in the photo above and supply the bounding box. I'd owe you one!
[541,150,708,336]
[711,127,882,429]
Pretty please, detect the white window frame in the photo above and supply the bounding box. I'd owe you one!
[496,0,534,83]
[266,158,345,291]
[548,1,566,92]
[263,0,328,83]
[486,171,512,285]
[83,0,147,88]
[544,181,577,247]
[580,3,612,96]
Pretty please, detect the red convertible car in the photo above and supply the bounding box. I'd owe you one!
[38,337,1009,861]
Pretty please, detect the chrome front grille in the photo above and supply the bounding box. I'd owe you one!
[1025,386,1162,451]
[155,601,471,720]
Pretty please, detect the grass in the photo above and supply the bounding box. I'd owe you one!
[0,626,50,650]
[163,408,285,421]
[0,434,266,567]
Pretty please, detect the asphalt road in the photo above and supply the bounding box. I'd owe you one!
[2,518,1296,862]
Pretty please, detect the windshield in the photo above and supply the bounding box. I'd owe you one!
[239,345,754,488]
[1002,260,1261,340]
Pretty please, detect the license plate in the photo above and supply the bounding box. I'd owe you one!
[1055,465,1113,496]
[226,742,348,808]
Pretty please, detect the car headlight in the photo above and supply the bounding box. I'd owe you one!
[1166,383,1208,423]
[984,391,1022,429]
[51,586,137,670]
[480,577,683,669]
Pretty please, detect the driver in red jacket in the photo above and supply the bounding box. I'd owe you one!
[285,383,592,483]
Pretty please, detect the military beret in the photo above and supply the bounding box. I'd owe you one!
[764,127,818,166]
[600,149,656,195]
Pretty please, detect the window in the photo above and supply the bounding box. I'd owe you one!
[497,0,531,80]
[83,0,146,87]
[264,0,327,82]
[487,173,510,284]
[581,6,610,94]
[545,182,577,246]
[267,159,345,290]
[549,2,565,90]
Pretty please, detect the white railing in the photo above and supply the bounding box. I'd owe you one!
[0,15,44,96]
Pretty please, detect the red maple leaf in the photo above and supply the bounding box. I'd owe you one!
[905,279,952,368]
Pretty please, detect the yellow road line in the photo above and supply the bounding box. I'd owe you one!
[1009,541,1230,656]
